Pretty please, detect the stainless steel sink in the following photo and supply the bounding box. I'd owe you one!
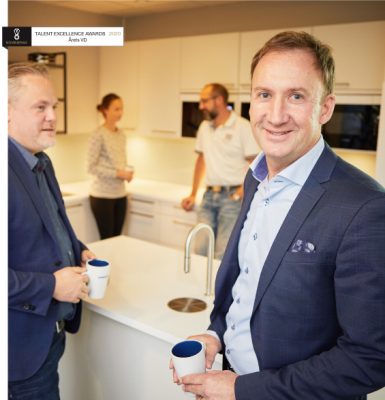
[168,297,207,313]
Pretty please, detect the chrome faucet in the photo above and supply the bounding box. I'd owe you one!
[184,223,215,296]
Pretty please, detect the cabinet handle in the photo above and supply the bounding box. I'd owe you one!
[334,82,350,87]
[131,198,154,205]
[172,220,194,228]
[130,211,154,219]
[151,129,177,135]
[65,203,83,209]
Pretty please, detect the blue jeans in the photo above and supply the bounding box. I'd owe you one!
[196,188,242,259]
[9,330,65,400]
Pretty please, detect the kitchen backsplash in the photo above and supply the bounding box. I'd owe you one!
[47,132,377,186]
[46,133,197,185]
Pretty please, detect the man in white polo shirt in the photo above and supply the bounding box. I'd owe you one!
[182,83,259,259]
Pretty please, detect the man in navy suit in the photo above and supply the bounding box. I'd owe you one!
[173,32,385,399]
[8,62,95,399]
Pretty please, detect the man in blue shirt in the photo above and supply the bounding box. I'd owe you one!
[173,31,385,400]
[8,62,95,399]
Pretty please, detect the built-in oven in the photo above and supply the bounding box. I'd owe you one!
[181,94,236,138]
[239,94,381,151]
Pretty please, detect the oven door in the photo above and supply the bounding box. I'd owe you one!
[180,94,236,138]
[323,94,381,150]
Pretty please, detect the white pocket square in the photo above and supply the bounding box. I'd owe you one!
[291,239,315,253]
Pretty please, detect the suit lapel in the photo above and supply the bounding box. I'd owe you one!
[9,140,58,244]
[252,145,338,314]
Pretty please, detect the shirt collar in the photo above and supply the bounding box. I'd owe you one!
[209,110,236,129]
[250,136,325,185]
[9,137,39,171]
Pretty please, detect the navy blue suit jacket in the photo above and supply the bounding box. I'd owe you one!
[8,139,86,381]
[209,144,385,399]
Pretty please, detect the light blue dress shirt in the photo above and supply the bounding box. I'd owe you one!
[223,137,325,374]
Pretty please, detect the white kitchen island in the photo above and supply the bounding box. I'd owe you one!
[59,235,385,400]
[59,235,222,400]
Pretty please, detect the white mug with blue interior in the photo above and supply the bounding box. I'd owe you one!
[85,258,110,299]
[171,339,206,380]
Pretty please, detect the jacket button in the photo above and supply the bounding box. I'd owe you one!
[22,303,36,311]
[55,261,62,267]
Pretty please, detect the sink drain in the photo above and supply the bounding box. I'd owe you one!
[168,297,207,313]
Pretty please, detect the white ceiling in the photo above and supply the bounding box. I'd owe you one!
[32,0,237,18]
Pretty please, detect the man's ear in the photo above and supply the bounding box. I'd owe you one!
[319,94,336,125]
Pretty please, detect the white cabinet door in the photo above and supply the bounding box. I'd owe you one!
[65,202,87,243]
[159,202,197,249]
[239,27,312,91]
[138,38,181,136]
[239,28,282,91]
[67,48,100,134]
[126,196,161,242]
[313,21,385,92]
[99,42,140,131]
[180,33,239,92]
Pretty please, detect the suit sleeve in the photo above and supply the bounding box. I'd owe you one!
[235,195,385,400]
[8,268,56,317]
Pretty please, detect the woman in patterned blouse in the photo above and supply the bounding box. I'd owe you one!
[87,93,134,239]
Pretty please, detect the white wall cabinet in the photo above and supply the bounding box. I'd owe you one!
[138,38,182,136]
[99,42,140,132]
[239,28,282,91]
[313,21,385,93]
[180,33,240,92]
[239,27,312,91]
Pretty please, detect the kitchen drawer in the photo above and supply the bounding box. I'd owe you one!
[160,201,197,223]
[129,195,158,215]
[127,211,160,242]
[159,215,196,249]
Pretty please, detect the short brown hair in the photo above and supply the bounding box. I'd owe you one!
[250,31,335,96]
[205,83,229,104]
[8,62,50,104]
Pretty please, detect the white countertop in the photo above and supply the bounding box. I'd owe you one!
[85,235,220,344]
[61,178,204,206]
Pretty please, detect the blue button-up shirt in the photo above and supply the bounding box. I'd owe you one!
[223,137,325,374]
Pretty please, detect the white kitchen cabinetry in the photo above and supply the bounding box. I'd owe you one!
[159,202,197,249]
[180,33,239,92]
[125,194,198,249]
[313,21,385,93]
[65,202,88,242]
[126,195,161,242]
[239,28,282,91]
[99,42,140,131]
[65,199,100,244]
[239,27,312,91]
[138,38,181,136]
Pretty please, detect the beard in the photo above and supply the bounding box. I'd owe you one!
[202,109,218,121]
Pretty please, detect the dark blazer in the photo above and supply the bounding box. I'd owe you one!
[8,138,86,381]
[209,144,385,399]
